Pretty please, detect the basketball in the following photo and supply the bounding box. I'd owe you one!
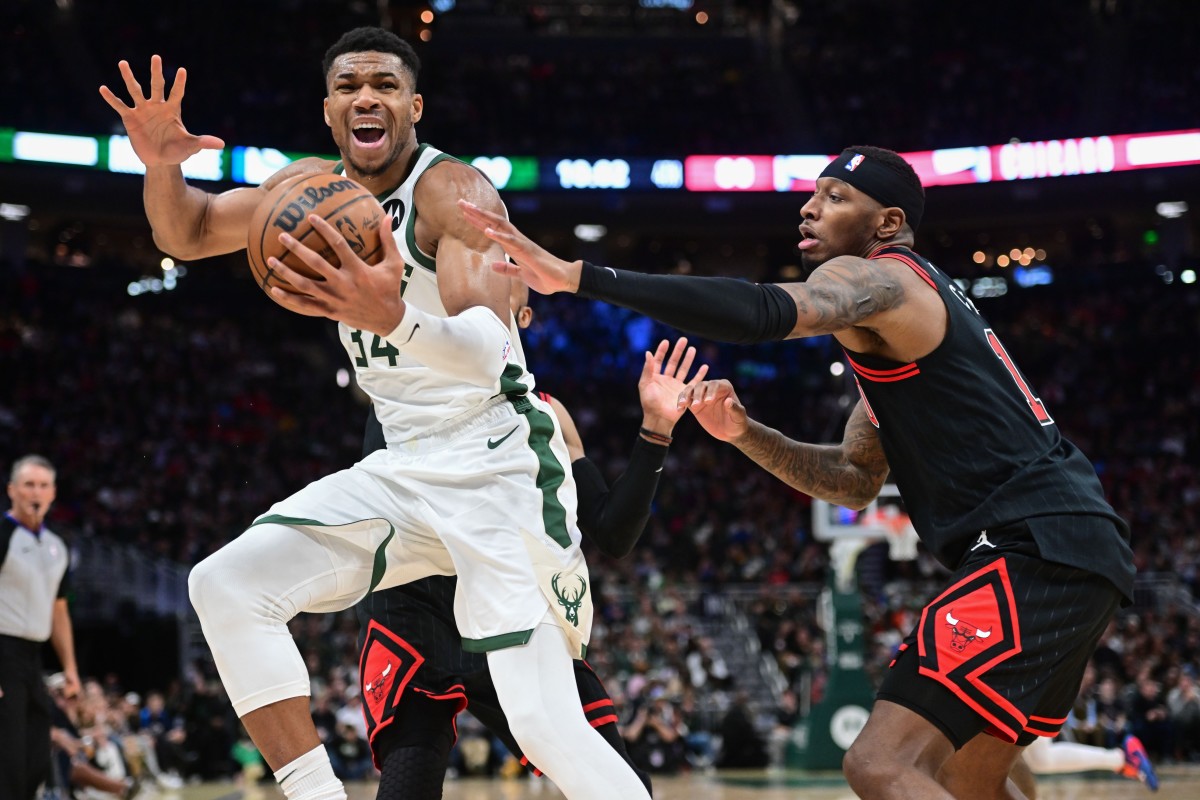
[246,172,387,299]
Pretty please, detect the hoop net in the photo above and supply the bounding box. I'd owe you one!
[861,507,919,562]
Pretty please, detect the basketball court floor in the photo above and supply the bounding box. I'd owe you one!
[164,765,1200,799]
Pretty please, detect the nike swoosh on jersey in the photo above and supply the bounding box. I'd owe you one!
[487,426,520,449]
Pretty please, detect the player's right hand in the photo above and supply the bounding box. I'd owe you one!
[679,379,750,442]
[457,199,582,295]
[638,337,709,433]
[99,55,225,167]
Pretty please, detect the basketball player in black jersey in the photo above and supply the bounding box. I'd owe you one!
[459,147,1139,799]
[355,281,706,798]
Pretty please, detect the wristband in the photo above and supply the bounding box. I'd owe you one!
[639,426,673,446]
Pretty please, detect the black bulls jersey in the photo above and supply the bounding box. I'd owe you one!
[845,246,1133,597]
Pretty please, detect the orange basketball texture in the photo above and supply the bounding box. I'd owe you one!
[246,172,387,298]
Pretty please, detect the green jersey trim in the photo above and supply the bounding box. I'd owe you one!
[461,628,535,653]
[251,513,396,593]
[402,150,457,273]
[497,363,571,549]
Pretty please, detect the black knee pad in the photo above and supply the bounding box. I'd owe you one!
[377,745,450,800]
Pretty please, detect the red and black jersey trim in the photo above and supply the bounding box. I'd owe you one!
[1024,713,1068,738]
[359,621,430,762]
[846,353,920,383]
[871,245,938,291]
[916,559,1026,743]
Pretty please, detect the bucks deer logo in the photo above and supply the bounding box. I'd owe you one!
[551,572,587,627]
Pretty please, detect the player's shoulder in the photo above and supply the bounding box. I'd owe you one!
[415,151,499,205]
[260,158,338,192]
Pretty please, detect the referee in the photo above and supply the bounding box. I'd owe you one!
[1,454,80,800]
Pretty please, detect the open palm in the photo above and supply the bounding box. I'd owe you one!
[99,55,224,167]
[638,338,708,426]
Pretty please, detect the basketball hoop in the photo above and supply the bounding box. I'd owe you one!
[861,506,919,562]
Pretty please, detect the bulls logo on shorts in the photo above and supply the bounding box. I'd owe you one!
[359,620,424,738]
[916,558,1027,741]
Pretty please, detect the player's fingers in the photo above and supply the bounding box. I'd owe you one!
[266,257,320,294]
[268,285,331,317]
[480,227,525,252]
[641,349,657,382]
[702,380,726,404]
[168,66,187,104]
[118,60,145,102]
[149,55,166,101]
[306,214,366,271]
[650,338,670,368]
[273,235,338,283]
[97,85,132,115]
[676,345,697,380]
[677,384,698,408]
[195,134,227,151]
[374,214,400,260]
[458,198,508,230]
[685,363,709,387]
[663,336,688,376]
[490,260,519,277]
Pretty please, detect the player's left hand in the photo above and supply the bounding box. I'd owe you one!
[268,214,407,336]
[638,337,708,435]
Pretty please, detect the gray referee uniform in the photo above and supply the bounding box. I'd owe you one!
[0,513,71,800]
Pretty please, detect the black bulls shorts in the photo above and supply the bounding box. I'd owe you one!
[359,618,471,769]
[878,533,1122,748]
[359,616,626,774]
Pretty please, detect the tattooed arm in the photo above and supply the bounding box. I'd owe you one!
[778,256,905,337]
[682,380,890,509]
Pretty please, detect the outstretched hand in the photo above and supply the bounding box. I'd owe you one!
[678,379,750,442]
[267,214,407,337]
[457,199,582,295]
[638,338,709,434]
[99,55,225,167]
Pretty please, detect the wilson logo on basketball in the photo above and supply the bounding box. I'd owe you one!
[272,180,362,232]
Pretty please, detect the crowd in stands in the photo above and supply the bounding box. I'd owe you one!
[4,0,1197,157]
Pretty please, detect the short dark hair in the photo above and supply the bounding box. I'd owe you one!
[322,27,421,89]
[844,145,924,203]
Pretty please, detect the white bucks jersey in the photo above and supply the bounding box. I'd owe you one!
[335,145,534,443]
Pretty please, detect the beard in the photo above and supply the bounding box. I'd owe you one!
[344,135,407,177]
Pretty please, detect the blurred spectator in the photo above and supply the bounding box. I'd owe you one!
[328,722,374,783]
[715,691,769,769]
[1168,669,1200,761]
[46,673,141,800]
[1128,671,1172,759]
[135,691,189,787]
[625,692,688,775]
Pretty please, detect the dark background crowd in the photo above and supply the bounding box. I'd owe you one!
[2,0,1199,788]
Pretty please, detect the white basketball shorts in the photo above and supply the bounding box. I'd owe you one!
[252,393,593,657]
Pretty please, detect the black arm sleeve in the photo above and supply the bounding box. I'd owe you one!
[571,437,669,559]
[362,406,387,459]
[577,262,798,344]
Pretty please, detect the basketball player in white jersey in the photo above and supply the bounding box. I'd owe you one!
[100,27,652,800]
